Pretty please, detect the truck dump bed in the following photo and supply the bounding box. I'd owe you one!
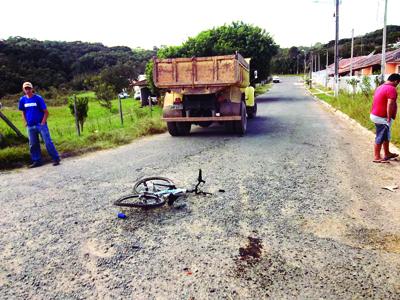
[153,53,249,93]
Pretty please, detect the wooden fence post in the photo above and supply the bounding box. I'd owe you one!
[118,96,124,125]
[148,96,152,118]
[0,110,25,139]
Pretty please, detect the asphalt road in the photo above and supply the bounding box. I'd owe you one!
[1,77,400,299]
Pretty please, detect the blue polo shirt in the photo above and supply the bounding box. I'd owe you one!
[18,94,47,126]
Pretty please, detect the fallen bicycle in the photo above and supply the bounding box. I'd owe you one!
[114,169,212,209]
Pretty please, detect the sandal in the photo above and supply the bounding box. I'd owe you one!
[373,159,390,163]
[384,153,399,160]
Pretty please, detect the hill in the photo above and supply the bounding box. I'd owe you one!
[0,37,156,98]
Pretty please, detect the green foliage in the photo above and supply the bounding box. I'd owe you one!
[68,96,89,131]
[374,75,384,88]
[0,98,166,169]
[145,60,158,96]
[360,76,372,99]
[254,84,271,97]
[0,37,156,97]
[156,21,278,82]
[93,80,115,110]
[346,78,360,95]
[314,90,400,148]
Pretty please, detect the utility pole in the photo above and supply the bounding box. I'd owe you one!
[334,0,339,97]
[350,28,354,76]
[381,0,388,81]
[310,52,313,89]
[326,50,329,88]
[318,52,321,71]
[326,50,329,68]
[313,55,315,72]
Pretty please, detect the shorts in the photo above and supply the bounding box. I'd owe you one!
[375,123,391,144]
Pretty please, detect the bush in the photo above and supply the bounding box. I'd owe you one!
[374,75,384,88]
[93,82,115,110]
[346,78,359,95]
[145,60,159,96]
[68,96,89,131]
[360,76,372,99]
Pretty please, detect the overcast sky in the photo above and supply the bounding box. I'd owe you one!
[1,0,399,49]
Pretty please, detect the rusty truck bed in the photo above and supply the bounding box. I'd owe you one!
[153,53,249,94]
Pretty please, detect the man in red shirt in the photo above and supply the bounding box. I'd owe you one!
[370,73,400,163]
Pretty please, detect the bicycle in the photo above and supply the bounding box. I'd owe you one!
[114,169,211,209]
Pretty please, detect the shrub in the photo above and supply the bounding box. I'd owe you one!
[145,60,159,96]
[93,82,115,110]
[360,76,372,99]
[346,78,359,95]
[374,75,384,88]
[68,96,89,131]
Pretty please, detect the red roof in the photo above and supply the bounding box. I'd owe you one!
[325,48,400,75]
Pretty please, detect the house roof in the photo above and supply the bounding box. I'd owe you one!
[129,79,148,87]
[325,48,400,75]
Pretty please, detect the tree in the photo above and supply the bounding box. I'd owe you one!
[156,21,278,82]
[360,76,372,99]
[68,96,89,131]
[93,79,115,110]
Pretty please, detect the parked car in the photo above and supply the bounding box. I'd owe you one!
[272,76,280,83]
[118,91,129,99]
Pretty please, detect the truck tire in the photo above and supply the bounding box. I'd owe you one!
[167,122,180,136]
[176,123,191,135]
[234,103,247,136]
[247,101,257,119]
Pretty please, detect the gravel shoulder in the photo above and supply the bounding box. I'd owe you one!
[1,77,400,299]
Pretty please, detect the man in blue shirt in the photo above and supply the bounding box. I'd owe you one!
[19,82,60,168]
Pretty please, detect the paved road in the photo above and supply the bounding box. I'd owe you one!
[1,77,400,299]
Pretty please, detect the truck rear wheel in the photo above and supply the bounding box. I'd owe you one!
[167,122,180,136]
[234,103,247,136]
[176,123,191,135]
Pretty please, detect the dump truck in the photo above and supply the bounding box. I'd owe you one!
[153,53,256,136]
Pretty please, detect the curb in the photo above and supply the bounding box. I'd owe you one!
[305,87,400,154]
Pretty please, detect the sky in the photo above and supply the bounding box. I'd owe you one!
[1,0,399,49]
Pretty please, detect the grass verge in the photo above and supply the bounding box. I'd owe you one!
[0,97,166,170]
[309,85,400,147]
[255,83,272,97]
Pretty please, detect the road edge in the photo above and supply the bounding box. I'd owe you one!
[305,87,400,154]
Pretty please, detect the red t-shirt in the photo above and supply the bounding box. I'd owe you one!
[371,83,398,118]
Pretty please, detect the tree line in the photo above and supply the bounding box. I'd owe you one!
[0,37,156,98]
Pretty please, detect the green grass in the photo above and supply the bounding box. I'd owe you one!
[255,83,272,97]
[311,86,400,147]
[0,97,166,169]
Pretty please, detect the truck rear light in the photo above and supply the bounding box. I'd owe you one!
[174,97,182,104]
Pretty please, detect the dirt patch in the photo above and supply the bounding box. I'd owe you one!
[346,227,400,254]
[303,217,400,254]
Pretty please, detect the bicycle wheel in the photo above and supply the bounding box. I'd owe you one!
[133,177,176,194]
[114,193,165,208]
